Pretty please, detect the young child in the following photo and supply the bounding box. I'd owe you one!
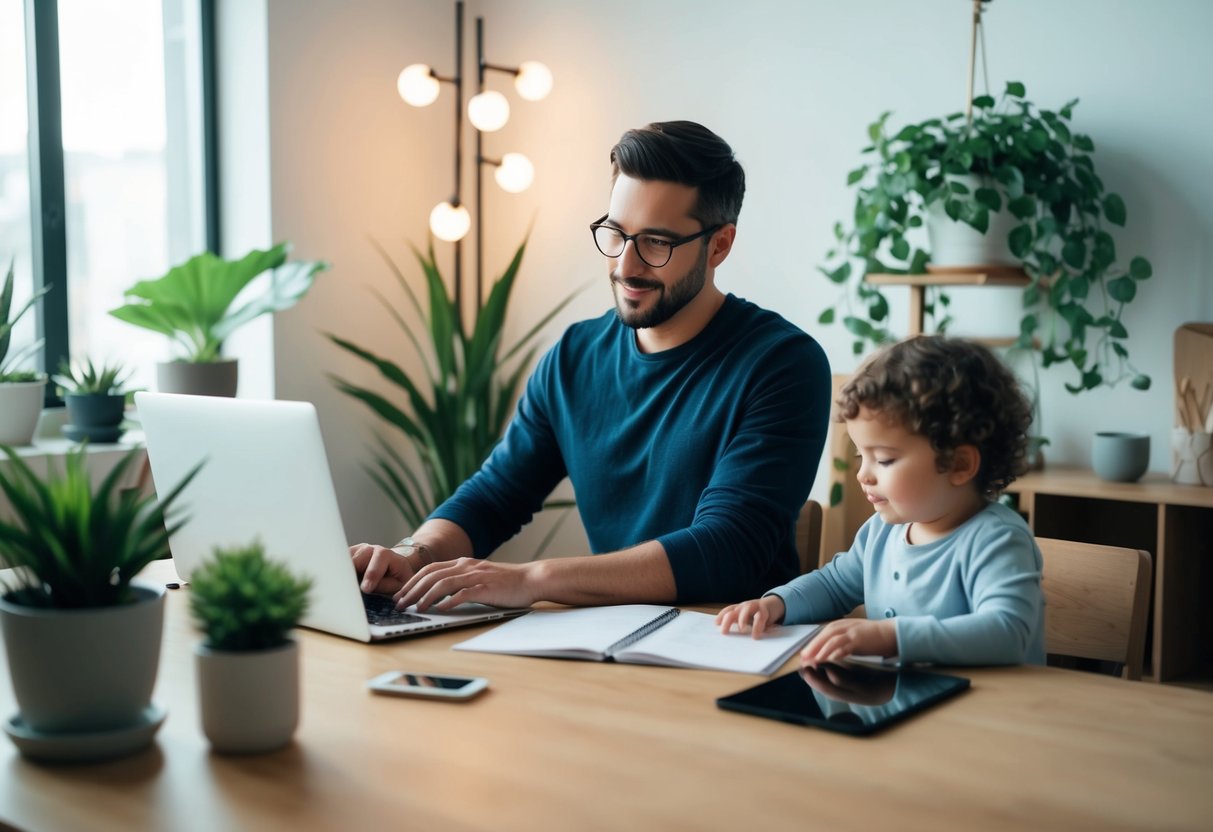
[717,335,1045,667]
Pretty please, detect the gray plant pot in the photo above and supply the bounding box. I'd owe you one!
[156,359,238,398]
[62,392,127,443]
[0,581,165,735]
[0,377,48,446]
[196,639,300,754]
[1092,431,1150,483]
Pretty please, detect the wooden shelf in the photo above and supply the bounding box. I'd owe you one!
[865,269,1031,336]
[866,268,1031,287]
[1006,466,1213,683]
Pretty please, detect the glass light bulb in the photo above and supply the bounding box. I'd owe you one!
[514,61,553,101]
[467,90,510,132]
[494,153,534,193]
[397,63,440,107]
[429,201,470,242]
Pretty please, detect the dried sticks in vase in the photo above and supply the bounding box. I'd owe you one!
[1176,377,1213,434]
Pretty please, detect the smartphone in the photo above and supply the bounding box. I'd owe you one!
[366,671,489,700]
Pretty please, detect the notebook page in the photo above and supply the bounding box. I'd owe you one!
[452,605,674,660]
[614,610,820,675]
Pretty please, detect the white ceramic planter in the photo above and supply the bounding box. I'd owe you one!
[925,175,1018,269]
[0,581,165,734]
[1172,428,1212,486]
[196,639,300,753]
[0,377,48,446]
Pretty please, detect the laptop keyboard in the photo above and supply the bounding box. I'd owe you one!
[362,593,428,626]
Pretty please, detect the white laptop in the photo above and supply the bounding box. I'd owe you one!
[135,392,527,642]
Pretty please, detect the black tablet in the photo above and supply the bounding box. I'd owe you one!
[716,662,970,736]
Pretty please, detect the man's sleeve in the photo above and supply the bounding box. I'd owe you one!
[428,346,568,557]
[656,335,831,602]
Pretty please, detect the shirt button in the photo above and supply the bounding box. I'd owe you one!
[883,607,896,618]
[893,571,900,581]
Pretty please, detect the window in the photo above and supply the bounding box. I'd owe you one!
[10,0,213,395]
[0,0,36,371]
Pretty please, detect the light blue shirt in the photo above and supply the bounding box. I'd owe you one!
[769,502,1045,665]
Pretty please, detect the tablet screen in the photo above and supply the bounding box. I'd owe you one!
[716,663,970,735]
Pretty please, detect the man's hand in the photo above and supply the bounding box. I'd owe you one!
[716,595,786,639]
[350,542,429,596]
[799,618,897,668]
[394,558,538,611]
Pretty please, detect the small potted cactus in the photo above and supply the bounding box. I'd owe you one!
[188,541,312,754]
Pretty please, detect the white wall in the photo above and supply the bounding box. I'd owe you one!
[255,0,1213,554]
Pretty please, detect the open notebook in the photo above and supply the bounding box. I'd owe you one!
[453,604,820,676]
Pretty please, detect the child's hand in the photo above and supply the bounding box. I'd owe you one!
[716,595,786,639]
[799,619,897,667]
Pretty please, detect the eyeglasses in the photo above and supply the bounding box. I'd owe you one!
[589,214,722,269]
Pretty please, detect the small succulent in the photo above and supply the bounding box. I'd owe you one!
[54,358,132,396]
[0,445,199,608]
[189,542,312,651]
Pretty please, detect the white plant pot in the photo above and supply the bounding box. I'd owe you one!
[196,639,300,753]
[925,175,1019,269]
[0,581,165,734]
[0,377,48,446]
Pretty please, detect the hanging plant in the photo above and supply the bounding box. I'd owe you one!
[818,82,1152,394]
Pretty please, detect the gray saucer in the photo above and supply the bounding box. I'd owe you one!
[62,423,125,444]
[4,704,166,763]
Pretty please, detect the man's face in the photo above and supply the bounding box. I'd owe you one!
[602,175,713,330]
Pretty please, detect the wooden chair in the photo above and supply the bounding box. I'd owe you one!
[1037,537,1153,681]
[794,500,823,575]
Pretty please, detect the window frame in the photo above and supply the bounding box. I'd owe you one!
[21,0,218,406]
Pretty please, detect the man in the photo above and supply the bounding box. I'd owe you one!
[353,120,830,610]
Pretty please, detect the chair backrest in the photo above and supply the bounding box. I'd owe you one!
[1037,537,1152,681]
[795,500,823,575]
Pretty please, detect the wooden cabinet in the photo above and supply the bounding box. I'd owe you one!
[1006,468,1213,684]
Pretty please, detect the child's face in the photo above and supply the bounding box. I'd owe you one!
[846,407,980,538]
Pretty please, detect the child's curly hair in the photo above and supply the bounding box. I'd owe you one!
[836,335,1033,497]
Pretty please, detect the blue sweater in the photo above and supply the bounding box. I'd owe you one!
[770,502,1046,665]
[431,294,831,602]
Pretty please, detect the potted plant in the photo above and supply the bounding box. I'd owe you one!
[328,238,581,534]
[53,358,133,443]
[817,82,1153,395]
[0,445,197,762]
[109,242,328,397]
[0,260,51,446]
[188,541,312,754]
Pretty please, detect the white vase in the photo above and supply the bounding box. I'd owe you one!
[0,378,48,446]
[195,639,300,753]
[1172,428,1212,486]
[925,175,1019,269]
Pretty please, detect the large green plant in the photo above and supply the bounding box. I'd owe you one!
[109,242,329,363]
[329,239,583,529]
[0,260,50,383]
[0,446,199,608]
[818,82,1152,393]
[188,541,312,651]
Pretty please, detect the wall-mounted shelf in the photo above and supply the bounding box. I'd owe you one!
[866,267,1032,338]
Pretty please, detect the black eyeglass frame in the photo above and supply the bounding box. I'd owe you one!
[588,214,724,268]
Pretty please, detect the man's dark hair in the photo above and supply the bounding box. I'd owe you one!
[610,121,745,228]
[836,335,1033,497]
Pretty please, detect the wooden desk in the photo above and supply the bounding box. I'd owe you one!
[2,561,1211,831]
[1007,468,1213,684]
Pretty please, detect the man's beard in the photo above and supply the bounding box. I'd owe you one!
[611,245,708,330]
